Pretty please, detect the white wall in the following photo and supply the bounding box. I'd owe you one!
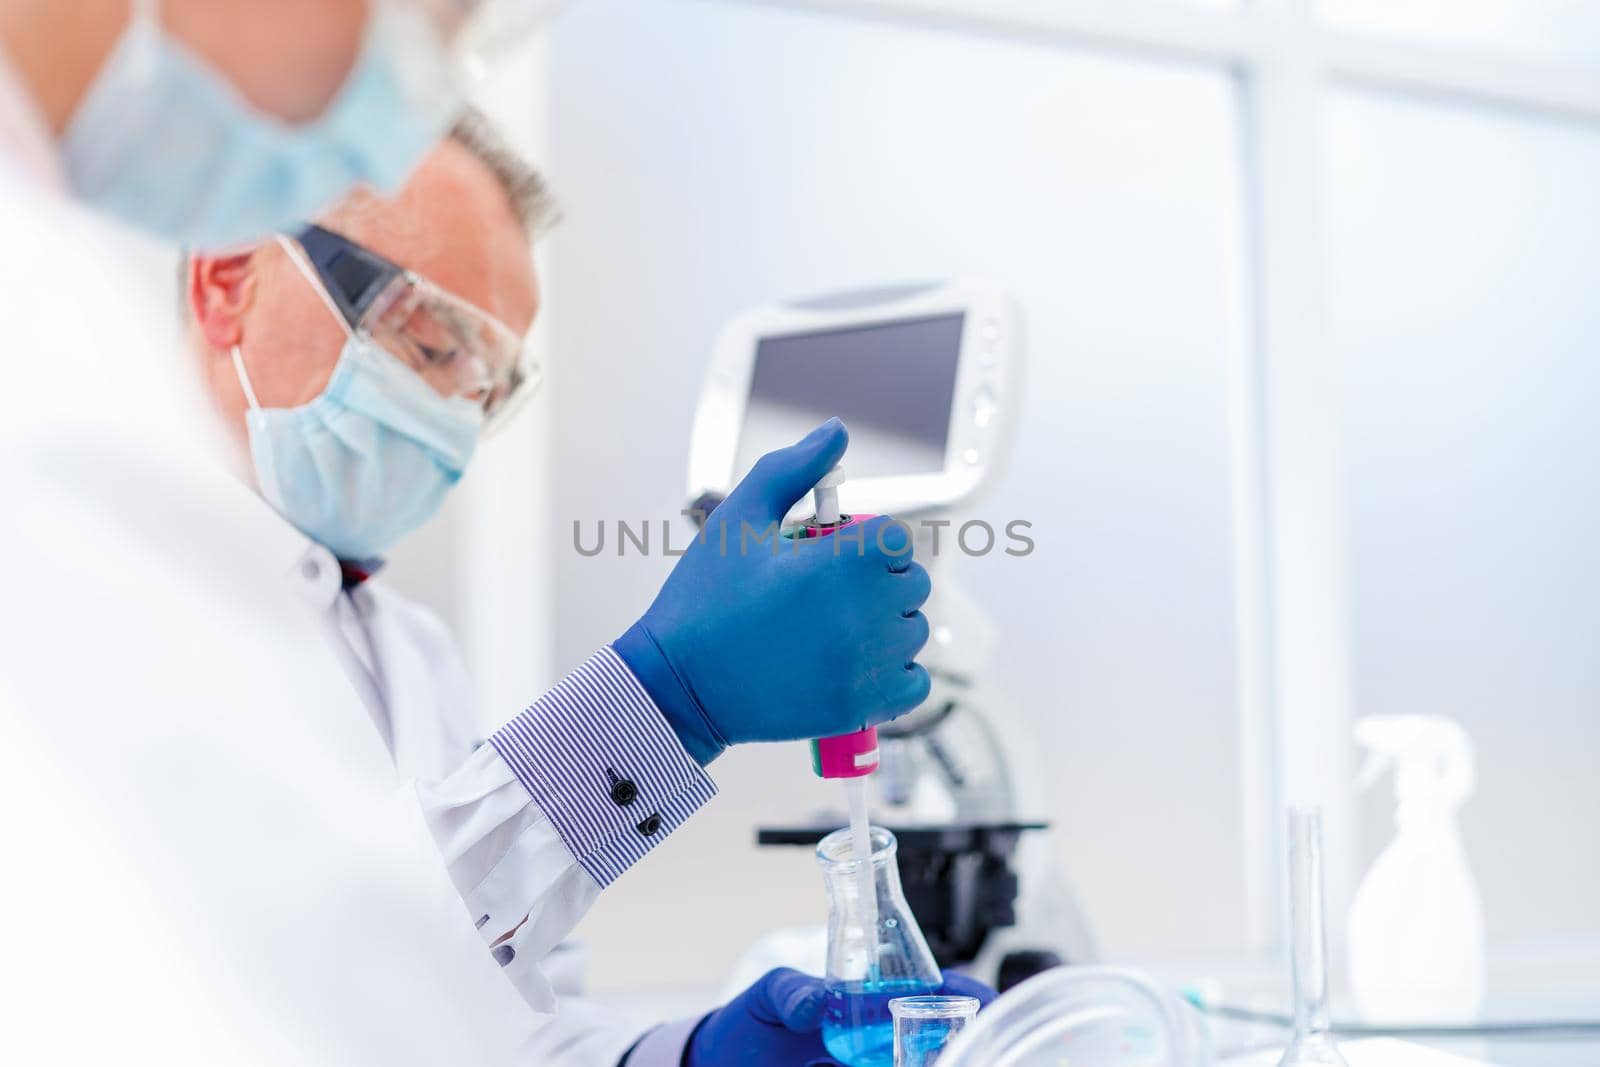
[544,0,1252,990]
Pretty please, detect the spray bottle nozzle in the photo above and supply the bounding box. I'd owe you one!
[1353,715,1476,816]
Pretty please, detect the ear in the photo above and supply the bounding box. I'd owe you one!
[188,251,259,350]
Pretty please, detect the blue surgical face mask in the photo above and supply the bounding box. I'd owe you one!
[231,245,484,562]
[61,0,458,248]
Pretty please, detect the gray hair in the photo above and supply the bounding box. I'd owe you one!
[448,106,561,237]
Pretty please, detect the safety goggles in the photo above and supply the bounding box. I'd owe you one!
[287,224,539,430]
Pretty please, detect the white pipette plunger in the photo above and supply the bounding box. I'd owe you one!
[814,464,845,526]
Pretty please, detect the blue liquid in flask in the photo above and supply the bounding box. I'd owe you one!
[822,978,939,1067]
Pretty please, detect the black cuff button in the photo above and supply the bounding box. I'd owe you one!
[636,813,662,836]
[610,778,639,806]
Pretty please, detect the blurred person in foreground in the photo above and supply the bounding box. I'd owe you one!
[0,1,575,1062]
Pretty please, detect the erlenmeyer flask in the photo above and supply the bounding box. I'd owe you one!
[817,826,942,1067]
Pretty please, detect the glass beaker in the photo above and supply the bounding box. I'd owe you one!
[817,826,942,1067]
[891,994,980,1067]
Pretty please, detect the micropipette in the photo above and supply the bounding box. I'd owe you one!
[800,465,883,978]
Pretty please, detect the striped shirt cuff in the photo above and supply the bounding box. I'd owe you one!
[489,647,717,888]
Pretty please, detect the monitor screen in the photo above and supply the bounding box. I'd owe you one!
[734,312,966,481]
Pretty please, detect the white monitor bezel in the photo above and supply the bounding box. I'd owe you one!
[687,278,1017,519]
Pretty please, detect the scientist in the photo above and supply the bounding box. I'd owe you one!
[181,115,985,1063]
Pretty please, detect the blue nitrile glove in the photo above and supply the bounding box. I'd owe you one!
[680,968,997,1067]
[685,967,830,1066]
[614,418,932,765]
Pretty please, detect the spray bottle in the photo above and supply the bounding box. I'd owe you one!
[793,465,883,977]
[1347,715,1485,1023]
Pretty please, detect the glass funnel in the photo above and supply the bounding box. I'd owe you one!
[817,826,942,1067]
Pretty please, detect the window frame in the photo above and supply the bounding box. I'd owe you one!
[726,0,1600,953]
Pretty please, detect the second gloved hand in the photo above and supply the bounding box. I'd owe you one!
[680,968,998,1067]
[614,418,932,765]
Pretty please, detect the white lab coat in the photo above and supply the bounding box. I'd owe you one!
[0,56,645,1065]
[300,524,649,1064]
